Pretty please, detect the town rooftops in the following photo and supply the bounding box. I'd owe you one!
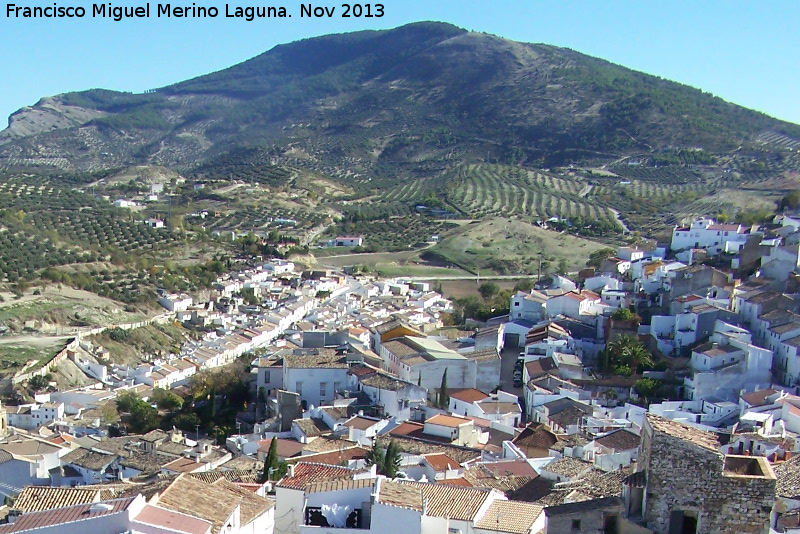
[593,429,641,451]
[134,504,212,534]
[774,455,800,499]
[423,452,462,471]
[525,357,557,379]
[646,413,721,452]
[360,372,416,392]
[512,423,559,450]
[0,497,138,534]
[343,415,381,431]
[474,500,544,534]
[283,349,350,369]
[305,477,375,494]
[426,413,472,428]
[396,480,492,520]
[541,457,593,478]
[693,342,740,357]
[740,388,779,407]
[292,417,332,438]
[287,446,370,466]
[449,388,490,403]
[11,486,120,514]
[376,479,424,511]
[275,461,355,490]
[544,496,624,517]
[157,474,272,532]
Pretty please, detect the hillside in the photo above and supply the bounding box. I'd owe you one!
[2,21,799,182]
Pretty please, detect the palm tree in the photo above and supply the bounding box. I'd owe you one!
[622,343,654,375]
[607,334,653,375]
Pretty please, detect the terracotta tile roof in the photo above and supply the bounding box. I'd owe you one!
[449,389,490,403]
[292,417,332,438]
[275,462,354,489]
[462,461,536,493]
[162,457,205,474]
[426,414,472,428]
[396,480,492,520]
[60,448,116,471]
[301,436,353,454]
[423,453,461,471]
[0,497,136,534]
[286,446,370,466]
[646,413,721,452]
[544,496,623,517]
[377,480,424,511]
[157,474,272,533]
[343,415,381,430]
[305,477,376,494]
[474,500,544,534]
[11,487,119,514]
[775,456,800,499]
[512,424,559,450]
[437,477,474,487]
[258,438,305,458]
[525,357,557,380]
[134,504,212,534]
[541,457,592,478]
[374,435,480,464]
[593,429,641,452]
[211,478,274,525]
[187,470,262,485]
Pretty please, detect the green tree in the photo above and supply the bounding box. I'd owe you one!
[478,282,499,301]
[634,378,662,400]
[607,334,653,375]
[28,374,52,392]
[779,191,800,212]
[366,445,385,473]
[152,388,183,412]
[438,369,449,408]
[382,440,402,478]
[262,438,279,482]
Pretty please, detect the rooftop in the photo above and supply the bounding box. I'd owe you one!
[426,413,473,428]
[541,457,592,478]
[134,504,212,534]
[11,487,119,514]
[740,388,779,407]
[646,413,721,452]
[275,462,354,490]
[0,497,137,534]
[474,500,544,534]
[449,388,491,403]
[397,480,492,520]
[593,429,641,452]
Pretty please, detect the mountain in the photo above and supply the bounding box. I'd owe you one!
[2,21,799,184]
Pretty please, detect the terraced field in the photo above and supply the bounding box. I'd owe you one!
[372,163,621,227]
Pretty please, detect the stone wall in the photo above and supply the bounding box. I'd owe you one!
[641,419,775,534]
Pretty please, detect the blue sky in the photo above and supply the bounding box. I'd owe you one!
[1,1,799,126]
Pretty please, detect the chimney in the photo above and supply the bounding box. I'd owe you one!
[287,464,295,478]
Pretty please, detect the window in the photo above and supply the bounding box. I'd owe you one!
[296,381,303,396]
[571,519,581,530]
[334,381,342,393]
[514,302,520,306]
[263,370,271,382]
[320,382,327,398]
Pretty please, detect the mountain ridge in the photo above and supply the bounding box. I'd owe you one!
[1,21,799,180]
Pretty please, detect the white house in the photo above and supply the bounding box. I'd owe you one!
[6,402,64,430]
[671,218,749,255]
[545,290,606,320]
[283,349,353,408]
[334,236,363,247]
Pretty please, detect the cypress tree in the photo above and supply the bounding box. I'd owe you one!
[439,369,448,408]
[262,438,279,482]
